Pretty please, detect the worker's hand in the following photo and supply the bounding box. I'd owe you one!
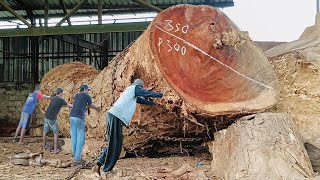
[162,91,167,96]
[162,88,170,97]
[96,107,102,112]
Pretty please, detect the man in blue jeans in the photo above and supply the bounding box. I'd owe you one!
[14,86,51,144]
[70,84,101,165]
[92,79,163,177]
[43,87,73,154]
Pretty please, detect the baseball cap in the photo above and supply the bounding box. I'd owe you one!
[56,87,63,94]
[132,79,144,88]
[81,84,91,90]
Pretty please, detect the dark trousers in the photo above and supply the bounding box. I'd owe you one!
[98,112,123,172]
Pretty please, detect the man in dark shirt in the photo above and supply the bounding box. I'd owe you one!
[92,79,163,177]
[43,88,72,154]
[70,84,101,165]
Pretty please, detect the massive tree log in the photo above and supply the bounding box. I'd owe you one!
[210,113,314,179]
[40,5,278,154]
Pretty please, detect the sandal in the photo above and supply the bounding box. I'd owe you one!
[73,160,82,166]
[18,141,27,145]
[73,159,87,166]
[53,147,61,154]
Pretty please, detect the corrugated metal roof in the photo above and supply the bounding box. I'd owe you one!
[0,0,234,20]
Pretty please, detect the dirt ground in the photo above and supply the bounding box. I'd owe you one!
[0,138,215,180]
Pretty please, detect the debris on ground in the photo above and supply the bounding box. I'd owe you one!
[0,139,215,180]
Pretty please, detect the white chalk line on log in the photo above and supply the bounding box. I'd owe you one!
[154,25,273,89]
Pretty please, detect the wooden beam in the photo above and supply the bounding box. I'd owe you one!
[0,0,32,27]
[55,0,89,26]
[59,0,72,26]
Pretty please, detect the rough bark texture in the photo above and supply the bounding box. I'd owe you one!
[210,113,314,179]
[40,5,278,153]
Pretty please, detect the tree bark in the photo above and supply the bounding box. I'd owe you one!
[210,113,314,179]
[40,5,278,153]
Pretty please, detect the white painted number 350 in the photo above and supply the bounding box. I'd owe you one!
[164,20,189,34]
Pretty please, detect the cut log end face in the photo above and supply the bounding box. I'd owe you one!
[149,5,276,108]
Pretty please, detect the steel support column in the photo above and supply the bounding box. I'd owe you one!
[30,36,39,86]
[98,0,102,24]
[15,0,35,24]
[44,0,49,27]
[100,35,110,68]
[56,0,89,26]
[59,0,72,26]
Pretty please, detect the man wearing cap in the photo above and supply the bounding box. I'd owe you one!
[92,79,163,177]
[43,88,73,154]
[14,86,51,144]
[70,84,101,165]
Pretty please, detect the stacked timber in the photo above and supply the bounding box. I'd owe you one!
[40,4,278,153]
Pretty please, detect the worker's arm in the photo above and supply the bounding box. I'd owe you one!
[36,93,51,100]
[137,97,156,105]
[89,104,101,112]
[135,86,163,98]
[61,99,72,108]
[67,103,73,108]
[85,94,101,112]
[43,95,51,99]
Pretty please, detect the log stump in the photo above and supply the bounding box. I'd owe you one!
[40,5,278,154]
[210,113,314,179]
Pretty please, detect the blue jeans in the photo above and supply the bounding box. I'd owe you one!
[70,117,85,161]
[18,112,31,129]
[43,118,59,134]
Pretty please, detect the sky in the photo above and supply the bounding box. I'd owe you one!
[222,0,316,42]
